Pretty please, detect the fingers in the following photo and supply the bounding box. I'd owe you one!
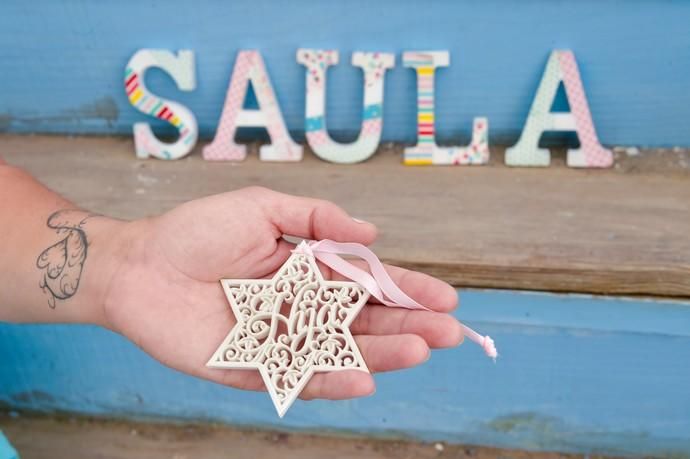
[211,367,377,401]
[240,187,377,245]
[248,238,295,278]
[351,306,463,348]
[215,368,267,392]
[207,334,430,401]
[318,259,458,313]
[301,334,429,400]
[355,334,430,372]
[300,370,375,400]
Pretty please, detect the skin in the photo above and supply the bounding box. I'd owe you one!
[0,158,463,402]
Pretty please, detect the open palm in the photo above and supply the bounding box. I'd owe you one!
[103,187,462,401]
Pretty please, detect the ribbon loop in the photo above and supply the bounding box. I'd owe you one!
[293,239,498,360]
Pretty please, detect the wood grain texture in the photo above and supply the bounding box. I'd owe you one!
[0,414,625,459]
[2,291,689,454]
[1,134,688,297]
[1,1,690,147]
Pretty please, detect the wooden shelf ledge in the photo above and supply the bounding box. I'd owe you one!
[1,134,688,298]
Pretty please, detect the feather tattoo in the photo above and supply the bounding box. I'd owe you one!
[36,210,97,308]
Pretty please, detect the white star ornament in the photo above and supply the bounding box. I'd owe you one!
[207,251,370,417]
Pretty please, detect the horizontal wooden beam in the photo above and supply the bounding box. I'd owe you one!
[2,290,690,454]
[0,414,631,459]
[1,135,688,297]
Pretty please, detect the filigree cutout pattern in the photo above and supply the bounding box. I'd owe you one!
[207,252,370,417]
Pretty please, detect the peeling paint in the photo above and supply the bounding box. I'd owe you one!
[488,412,563,435]
[0,96,119,130]
[62,97,119,127]
[1,291,689,456]
[10,390,55,405]
[0,114,11,132]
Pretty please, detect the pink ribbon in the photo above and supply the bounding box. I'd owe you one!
[293,240,498,360]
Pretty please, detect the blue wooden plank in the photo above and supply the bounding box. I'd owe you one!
[1,290,689,455]
[0,432,18,459]
[0,0,689,147]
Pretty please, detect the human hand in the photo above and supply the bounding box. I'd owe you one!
[102,187,463,401]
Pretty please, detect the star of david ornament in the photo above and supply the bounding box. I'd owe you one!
[207,249,370,417]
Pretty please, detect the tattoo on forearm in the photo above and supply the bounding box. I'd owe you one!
[36,210,98,308]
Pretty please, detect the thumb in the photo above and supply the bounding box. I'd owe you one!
[242,187,377,245]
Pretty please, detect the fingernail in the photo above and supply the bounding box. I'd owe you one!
[353,217,368,224]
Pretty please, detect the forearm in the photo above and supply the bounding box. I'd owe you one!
[0,161,127,327]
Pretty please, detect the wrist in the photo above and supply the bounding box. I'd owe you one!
[90,217,158,334]
[63,214,132,329]
[0,165,138,327]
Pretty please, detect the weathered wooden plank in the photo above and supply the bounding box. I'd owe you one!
[1,1,690,147]
[0,414,624,459]
[1,290,689,455]
[1,135,688,297]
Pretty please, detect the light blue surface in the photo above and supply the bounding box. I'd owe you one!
[1,1,689,146]
[1,290,689,456]
[0,432,18,459]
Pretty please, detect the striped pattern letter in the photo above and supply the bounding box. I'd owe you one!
[125,49,198,160]
[403,51,489,166]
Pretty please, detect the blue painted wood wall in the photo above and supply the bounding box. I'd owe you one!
[2,290,690,456]
[1,0,690,146]
[2,1,690,455]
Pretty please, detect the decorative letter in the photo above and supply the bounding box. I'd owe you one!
[403,51,489,166]
[297,49,395,164]
[125,49,198,160]
[204,51,302,162]
[506,50,613,168]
